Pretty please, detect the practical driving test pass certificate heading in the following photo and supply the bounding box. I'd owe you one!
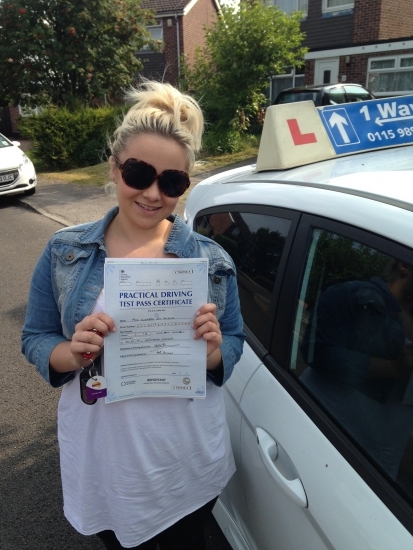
[103,258,208,403]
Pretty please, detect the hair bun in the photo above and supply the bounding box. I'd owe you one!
[109,80,204,170]
[124,80,203,153]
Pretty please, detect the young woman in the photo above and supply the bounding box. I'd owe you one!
[22,81,245,550]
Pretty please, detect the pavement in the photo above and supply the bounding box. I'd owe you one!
[18,155,257,227]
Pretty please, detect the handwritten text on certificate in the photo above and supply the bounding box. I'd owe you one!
[103,258,208,403]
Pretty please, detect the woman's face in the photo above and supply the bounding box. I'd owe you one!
[111,134,188,232]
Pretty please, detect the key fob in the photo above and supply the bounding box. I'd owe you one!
[80,367,97,405]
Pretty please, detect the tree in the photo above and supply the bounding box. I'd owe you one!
[0,0,156,107]
[182,1,307,132]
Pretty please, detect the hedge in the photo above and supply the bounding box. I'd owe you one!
[19,105,124,171]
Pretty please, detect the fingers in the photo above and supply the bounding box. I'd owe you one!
[192,303,218,335]
[193,303,222,356]
[75,312,116,336]
[71,313,116,362]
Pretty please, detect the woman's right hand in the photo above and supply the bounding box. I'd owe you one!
[70,313,116,368]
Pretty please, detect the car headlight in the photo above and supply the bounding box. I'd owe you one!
[19,153,30,168]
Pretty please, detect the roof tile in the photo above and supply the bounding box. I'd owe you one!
[141,0,191,13]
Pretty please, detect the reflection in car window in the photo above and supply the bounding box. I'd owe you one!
[276,91,319,105]
[328,87,346,104]
[195,211,291,344]
[344,85,373,102]
[290,229,413,503]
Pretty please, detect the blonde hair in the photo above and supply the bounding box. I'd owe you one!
[109,80,204,172]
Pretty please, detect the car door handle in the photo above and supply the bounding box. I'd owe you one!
[256,427,308,508]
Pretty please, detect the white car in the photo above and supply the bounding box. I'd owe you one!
[0,133,36,197]
[185,96,413,549]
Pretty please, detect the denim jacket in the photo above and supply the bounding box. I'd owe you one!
[22,207,245,388]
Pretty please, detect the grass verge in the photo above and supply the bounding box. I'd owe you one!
[36,136,259,187]
[38,162,110,187]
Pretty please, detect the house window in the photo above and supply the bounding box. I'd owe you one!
[323,70,331,84]
[141,21,163,51]
[367,55,413,97]
[266,0,308,16]
[370,59,395,70]
[322,0,354,12]
[270,67,305,102]
[18,105,42,117]
[401,57,413,68]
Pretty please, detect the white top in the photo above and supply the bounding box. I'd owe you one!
[58,292,235,548]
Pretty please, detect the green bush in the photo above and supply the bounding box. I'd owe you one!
[19,105,124,171]
[77,137,108,167]
[203,126,243,155]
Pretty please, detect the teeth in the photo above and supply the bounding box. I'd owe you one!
[138,202,159,211]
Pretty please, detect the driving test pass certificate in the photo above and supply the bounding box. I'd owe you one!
[103,258,208,403]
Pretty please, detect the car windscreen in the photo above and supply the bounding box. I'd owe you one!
[344,85,374,102]
[0,135,12,148]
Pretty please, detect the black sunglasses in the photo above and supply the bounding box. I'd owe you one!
[114,157,190,198]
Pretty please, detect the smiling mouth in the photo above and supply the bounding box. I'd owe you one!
[136,202,161,212]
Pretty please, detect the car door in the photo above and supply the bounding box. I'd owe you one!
[194,205,299,547]
[243,215,413,549]
[196,209,413,549]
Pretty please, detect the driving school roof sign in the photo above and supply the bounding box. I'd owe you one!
[256,94,413,172]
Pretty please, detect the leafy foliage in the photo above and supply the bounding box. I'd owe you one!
[182,1,307,136]
[19,105,124,169]
[0,0,156,107]
[203,126,242,154]
[305,231,389,310]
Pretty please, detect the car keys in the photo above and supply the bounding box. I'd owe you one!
[79,329,107,405]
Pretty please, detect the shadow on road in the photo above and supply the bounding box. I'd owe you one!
[0,421,104,550]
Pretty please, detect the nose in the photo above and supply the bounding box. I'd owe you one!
[142,178,162,200]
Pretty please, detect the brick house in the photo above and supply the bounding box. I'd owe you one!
[136,0,220,87]
[0,105,20,137]
[269,0,413,102]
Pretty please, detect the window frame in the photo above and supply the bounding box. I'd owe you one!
[270,66,305,103]
[140,19,163,52]
[367,54,413,97]
[18,105,43,117]
[322,0,354,13]
[269,0,308,16]
[267,212,413,534]
[193,204,300,355]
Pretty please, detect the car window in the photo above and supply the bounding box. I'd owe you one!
[195,211,291,345]
[275,91,319,104]
[344,85,374,102]
[290,228,413,503]
[0,135,12,148]
[327,87,346,104]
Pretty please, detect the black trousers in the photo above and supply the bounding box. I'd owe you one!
[96,497,218,550]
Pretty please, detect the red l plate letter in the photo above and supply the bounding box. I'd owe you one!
[287,119,317,145]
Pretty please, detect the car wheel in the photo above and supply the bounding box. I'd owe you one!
[24,187,36,196]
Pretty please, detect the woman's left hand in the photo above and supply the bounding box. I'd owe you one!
[193,303,222,367]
